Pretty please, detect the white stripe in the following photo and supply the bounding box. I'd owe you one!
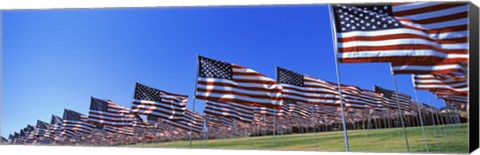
[339,49,450,58]
[393,63,466,71]
[395,5,468,20]
[392,2,444,12]
[132,99,186,109]
[197,83,281,98]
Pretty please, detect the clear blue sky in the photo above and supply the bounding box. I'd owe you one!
[1,4,447,137]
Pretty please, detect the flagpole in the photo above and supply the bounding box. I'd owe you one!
[190,54,201,148]
[311,106,319,151]
[389,64,410,152]
[411,80,429,152]
[272,107,277,148]
[328,4,349,152]
[426,92,441,151]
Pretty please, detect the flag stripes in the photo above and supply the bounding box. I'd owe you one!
[204,101,255,123]
[277,67,340,106]
[131,83,188,120]
[61,109,95,138]
[88,97,134,127]
[196,56,283,107]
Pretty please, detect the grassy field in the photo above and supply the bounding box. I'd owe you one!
[127,123,469,153]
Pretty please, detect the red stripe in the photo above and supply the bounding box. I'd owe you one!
[339,33,467,44]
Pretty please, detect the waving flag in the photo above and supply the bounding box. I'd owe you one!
[62,109,95,138]
[204,101,255,123]
[49,115,63,140]
[131,83,187,120]
[1,136,7,143]
[132,114,155,129]
[254,106,285,117]
[338,84,368,109]
[34,120,51,138]
[8,134,13,143]
[283,101,314,118]
[195,56,283,107]
[163,109,204,133]
[375,85,413,111]
[103,126,134,136]
[412,74,468,95]
[88,97,134,127]
[277,67,340,106]
[332,2,468,64]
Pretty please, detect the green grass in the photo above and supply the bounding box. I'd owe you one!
[126,123,469,153]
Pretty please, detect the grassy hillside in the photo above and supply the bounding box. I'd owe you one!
[127,123,468,153]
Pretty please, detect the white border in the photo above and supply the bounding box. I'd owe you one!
[0,0,478,155]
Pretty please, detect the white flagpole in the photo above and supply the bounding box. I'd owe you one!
[327,4,349,152]
[411,78,429,152]
[389,65,410,152]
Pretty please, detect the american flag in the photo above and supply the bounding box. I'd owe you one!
[1,136,7,144]
[254,106,284,117]
[312,105,338,117]
[283,101,313,118]
[277,67,340,106]
[205,113,235,129]
[338,84,369,109]
[196,56,283,107]
[88,97,134,127]
[34,120,51,138]
[8,134,13,143]
[61,109,95,138]
[412,74,468,95]
[162,109,205,133]
[50,115,63,140]
[374,85,412,111]
[132,114,155,129]
[17,129,28,143]
[357,89,386,111]
[332,3,468,66]
[103,126,134,136]
[131,83,187,120]
[13,132,19,143]
[204,101,255,123]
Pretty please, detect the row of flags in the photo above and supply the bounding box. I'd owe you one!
[3,54,463,145]
[3,2,469,146]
